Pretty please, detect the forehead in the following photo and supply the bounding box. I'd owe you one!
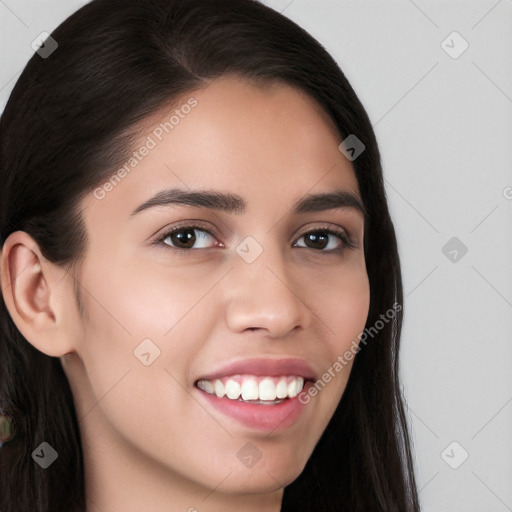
[81,75,360,223]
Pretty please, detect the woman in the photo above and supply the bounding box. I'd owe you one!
[0,0,420,510]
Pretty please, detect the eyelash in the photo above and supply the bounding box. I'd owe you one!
[154,223,357,254]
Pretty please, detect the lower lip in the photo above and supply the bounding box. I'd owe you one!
[196,382,312,432]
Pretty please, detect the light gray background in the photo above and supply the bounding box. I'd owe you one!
[1,1,511,510]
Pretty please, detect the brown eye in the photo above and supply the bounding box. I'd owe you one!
[294,229,355,252]
[159,227,217,250]
[303,231,330,250]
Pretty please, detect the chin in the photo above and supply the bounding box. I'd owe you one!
[223,453,309,494]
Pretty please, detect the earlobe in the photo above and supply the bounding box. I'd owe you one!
[1,231,73,357]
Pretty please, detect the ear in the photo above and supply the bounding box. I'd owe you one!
[0,230,77,357]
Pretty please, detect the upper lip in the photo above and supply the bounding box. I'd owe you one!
[195,357,317,382]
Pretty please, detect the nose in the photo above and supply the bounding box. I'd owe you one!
[224,243,312,338]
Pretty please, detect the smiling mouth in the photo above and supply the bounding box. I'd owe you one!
[195,374,308,404]
[194,365,316,431]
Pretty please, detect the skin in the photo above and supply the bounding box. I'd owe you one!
[0,75,370,512]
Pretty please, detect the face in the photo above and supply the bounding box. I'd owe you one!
[60,76,370,501]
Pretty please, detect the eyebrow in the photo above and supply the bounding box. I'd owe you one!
[130,187,367,219]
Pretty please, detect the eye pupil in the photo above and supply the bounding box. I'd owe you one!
[305,232,328,250]
[171,229,196,248]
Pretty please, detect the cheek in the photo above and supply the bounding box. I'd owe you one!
[78,251,217,343]
[74,253,228,398]
[331,280,370,351]
[307,263,369,398]
[310,260,370,354]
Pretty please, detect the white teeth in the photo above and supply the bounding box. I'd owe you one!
[225,379,241,400]
[214,379,225,398]
[197,375,306,402]
[295,377,304,397]
[276,377,288,399]
[241,378,259,400]
[259,377,277,401]
[287,377,304,398]
[197,380,214,394]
